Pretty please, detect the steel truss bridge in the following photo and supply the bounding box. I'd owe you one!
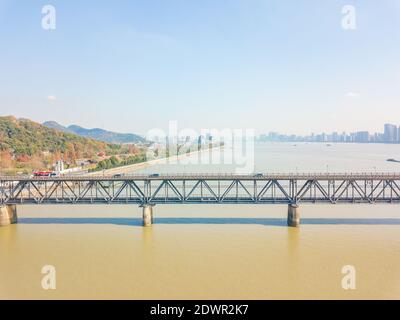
[1,173,400,206]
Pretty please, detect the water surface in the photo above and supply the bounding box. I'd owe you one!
[1,143,400,299]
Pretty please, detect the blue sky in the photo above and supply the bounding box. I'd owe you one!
[0,0,399,135]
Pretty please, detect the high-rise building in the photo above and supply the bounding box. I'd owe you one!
[355,131,369,143]
[384,123,398,143]
[398,127,400,143]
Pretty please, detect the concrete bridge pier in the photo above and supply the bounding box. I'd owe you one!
[142,204,154,227]
[0,205,18,226]
[287,204,300,227]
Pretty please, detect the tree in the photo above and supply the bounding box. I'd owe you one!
[0,151,13,169]
[109,156,119,166]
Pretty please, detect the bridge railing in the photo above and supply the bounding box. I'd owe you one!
[1,172,400,181]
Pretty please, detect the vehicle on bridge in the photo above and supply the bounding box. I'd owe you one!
[149,173,160,177]
[33,171,57,177]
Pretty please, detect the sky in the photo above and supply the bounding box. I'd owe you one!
[0,0,399,136]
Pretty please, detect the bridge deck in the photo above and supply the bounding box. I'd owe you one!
[1,172,400,181]
[1,173,400,205]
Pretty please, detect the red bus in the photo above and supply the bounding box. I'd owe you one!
[33,171,55,177]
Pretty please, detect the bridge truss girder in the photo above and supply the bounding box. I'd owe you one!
[1,177,400,205]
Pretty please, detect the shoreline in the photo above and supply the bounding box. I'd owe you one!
[87,145,223,176]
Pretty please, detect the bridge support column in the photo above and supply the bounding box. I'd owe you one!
[287,204,300,227]
[0,205,18,227]
[142,205,154,227]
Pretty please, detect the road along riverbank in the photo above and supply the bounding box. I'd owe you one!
[87,145,223,176]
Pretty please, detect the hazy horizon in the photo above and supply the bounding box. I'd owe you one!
[2,114,398,138]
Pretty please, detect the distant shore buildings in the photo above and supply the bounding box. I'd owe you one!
[259,123,400,144]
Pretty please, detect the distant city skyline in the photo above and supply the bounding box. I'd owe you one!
[258,123,400,144]
[3,115,400,142]
[1,1,400,134]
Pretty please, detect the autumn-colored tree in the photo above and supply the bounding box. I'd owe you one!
[42,154,54,168]
[16,154,30,162]
[29,155,45,170]
[127,144,140,155]
[65,142,77,162]
[53,150,62,162]
[0,150,13,169]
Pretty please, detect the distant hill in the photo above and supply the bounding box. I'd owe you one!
[42,120,66,132]
[0,116,120,159]
[43,121,146,144]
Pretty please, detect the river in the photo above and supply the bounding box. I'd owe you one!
[1,142,400,299]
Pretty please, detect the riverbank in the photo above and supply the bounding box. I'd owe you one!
[87,145,223,176]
